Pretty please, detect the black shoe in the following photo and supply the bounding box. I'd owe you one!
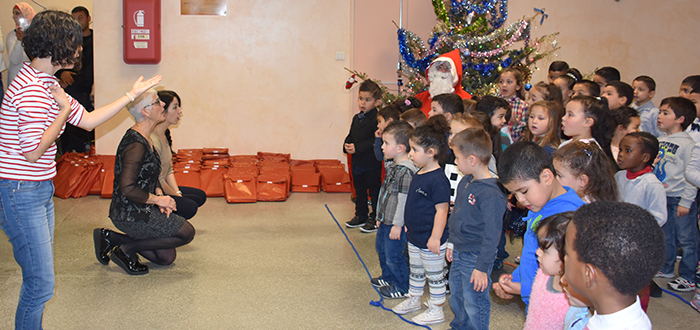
[110,246,149,275]
[345,216,367,228]
[93,228,112,265]
[649,280,663,298]
[492,259,503,272]
[370,277,390,288]
[379,284,408,299]
[360,221,378,233]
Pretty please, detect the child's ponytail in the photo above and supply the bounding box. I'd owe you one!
[412,115,450,163]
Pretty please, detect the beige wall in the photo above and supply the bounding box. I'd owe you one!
[93,1,352,159]
[354,1,700,107]
[508,1,700,101]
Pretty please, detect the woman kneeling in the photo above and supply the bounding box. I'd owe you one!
[93,89,195,275]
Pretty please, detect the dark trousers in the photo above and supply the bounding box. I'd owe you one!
[59,90,94,153]
[352,168,382,220]
[170,186,207,220]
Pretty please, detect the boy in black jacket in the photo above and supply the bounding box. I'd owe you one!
[344,80,383,232]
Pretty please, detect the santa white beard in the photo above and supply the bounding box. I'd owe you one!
[428,69,455,98]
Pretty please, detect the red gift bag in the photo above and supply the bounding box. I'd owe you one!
[289,159,315,168]
[174,168,201,190]
[228,163,259,177]
[101,168,115,199]
[88,155,115,196]
[313,159,342,166]
[257,152,290,163]
[202,147,229,155]
[200,167,225,197]
[223,173,257,203]
[291,166,317,175]
[230,155,258,164]
[291,172,321,193]
[316,164,346,173]
[321,170,352,193]
[258,166,290,195]
[73,161,103,198]
[256,174,288,201]
[202,158,230,168]
[54,161,88,199]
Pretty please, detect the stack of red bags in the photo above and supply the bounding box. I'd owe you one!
[53,152,116,199]
[223,155,258,203]
[315,159,351,193]
[200,148,229,198]
[173,149,203,190]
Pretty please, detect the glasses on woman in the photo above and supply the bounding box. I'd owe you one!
[144,97,162,109]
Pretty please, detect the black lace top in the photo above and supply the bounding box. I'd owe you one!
[109,128,163,223]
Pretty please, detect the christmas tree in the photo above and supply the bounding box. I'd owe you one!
[347,1,559,101]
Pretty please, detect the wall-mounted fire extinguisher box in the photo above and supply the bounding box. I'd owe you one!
[123,0,161,64]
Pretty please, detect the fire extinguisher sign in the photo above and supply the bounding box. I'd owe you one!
[124,0,161,64]
[131,10,150,48]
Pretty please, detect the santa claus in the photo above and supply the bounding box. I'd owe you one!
[415,49,472,116]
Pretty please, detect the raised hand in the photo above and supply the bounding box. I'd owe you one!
[128,75,163,99]
[49,84,70,112]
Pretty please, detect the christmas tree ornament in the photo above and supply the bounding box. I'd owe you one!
[524,83,532,91]
[345,74,357,90]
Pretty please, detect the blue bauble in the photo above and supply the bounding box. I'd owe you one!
[525,83,532,91]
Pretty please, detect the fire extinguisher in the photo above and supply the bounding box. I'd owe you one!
[123,0,161,64]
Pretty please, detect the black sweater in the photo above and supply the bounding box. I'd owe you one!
[343,108,382,172]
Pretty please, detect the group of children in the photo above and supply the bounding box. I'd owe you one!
[342,61,700,328]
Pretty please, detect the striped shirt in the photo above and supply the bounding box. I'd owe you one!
[0,62,84,181]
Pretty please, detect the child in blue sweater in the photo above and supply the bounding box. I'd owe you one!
[446,127,506,330]
[493,141,585,305]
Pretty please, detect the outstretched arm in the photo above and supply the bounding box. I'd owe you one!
[76,75,162,131]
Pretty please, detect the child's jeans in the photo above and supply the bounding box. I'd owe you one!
[408,241,447,305]
[661,197,699,282]
[449,250,492,330]
[375,223,409,291]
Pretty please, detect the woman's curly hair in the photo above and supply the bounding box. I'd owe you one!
[23,10,82,67]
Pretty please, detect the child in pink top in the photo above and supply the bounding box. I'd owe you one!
[523,212,572,330]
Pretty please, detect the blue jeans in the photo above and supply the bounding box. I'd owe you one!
[449,250,492,330]
[375,223,408,291]
[0,179,56,330]
[661,197,699,282]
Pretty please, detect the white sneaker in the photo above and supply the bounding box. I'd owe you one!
[411,301,445,325]
[655,271,674,278]
[392,296,422,314]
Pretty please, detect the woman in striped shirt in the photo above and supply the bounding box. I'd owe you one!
[0,11,161,329]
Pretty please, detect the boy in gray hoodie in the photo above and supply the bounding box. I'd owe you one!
[653,97,700,292]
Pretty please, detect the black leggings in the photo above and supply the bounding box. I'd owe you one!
[110,221,195,265]
[170,186,207,219]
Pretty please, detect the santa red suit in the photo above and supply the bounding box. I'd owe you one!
[415,49,472,116]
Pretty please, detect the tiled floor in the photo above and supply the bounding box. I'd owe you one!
[1,193,699,329]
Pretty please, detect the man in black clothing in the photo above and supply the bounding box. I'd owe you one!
[57,6,95,153]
